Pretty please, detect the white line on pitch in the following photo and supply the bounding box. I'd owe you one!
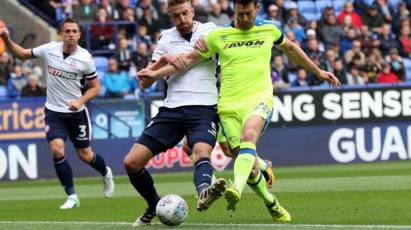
[0,221,411,229]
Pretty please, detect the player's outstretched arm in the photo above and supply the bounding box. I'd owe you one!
[0,27,33,59]
[279,38,341,88]
[138,51,205,83]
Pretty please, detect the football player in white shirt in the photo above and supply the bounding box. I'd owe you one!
[0,18,115,209]
[123,0,227,226]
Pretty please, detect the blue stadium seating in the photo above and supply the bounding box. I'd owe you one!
[0,86,6,98]
[94,56,109,72]
[333,0,346,13]
[403,58,411,81]
[297,1,316,14]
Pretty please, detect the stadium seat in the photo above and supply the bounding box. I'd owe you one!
[0,86,6,98]
[403,58,411,81]
[297,1,316,15]
[302,12,319,21]
[333,0,346,13]
[315,0,333,14]
[94,56,109,72]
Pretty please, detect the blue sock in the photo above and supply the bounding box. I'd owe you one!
[53,156,75,195]
[89,153,108,176]
[194,157,213,194]
[128,168,161,211]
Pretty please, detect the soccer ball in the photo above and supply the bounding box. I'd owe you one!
[156,194,188,226]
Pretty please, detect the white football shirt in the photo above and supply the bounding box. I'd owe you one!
[32,42,97,113]
[151,22,218,108]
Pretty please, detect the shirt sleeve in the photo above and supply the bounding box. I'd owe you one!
[197,30,218,59]
[84,53,97,80]
[271,25,286,46]
[151,33,167,62]
[31,43,51,59]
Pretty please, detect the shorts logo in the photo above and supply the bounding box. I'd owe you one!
[208,122,217,137]
[45,125,50,133]
[254,102,271,116]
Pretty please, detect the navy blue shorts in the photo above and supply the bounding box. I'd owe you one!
[44,107,91,149]
[136,105,219,155]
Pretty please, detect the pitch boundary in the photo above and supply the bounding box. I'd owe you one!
[0,221,411,229]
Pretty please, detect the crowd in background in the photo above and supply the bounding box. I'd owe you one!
[1,0,411,99]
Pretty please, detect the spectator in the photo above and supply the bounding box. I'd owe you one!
[393,2,410,31]
[0,20,6,55]
[285,18,306,43]
[72,0,97,22]
[337,2,363,28]
[192,0,209,23]
[318,5,335,27]
[398,24,411,58]
[271,55,289,90]
[114,0,133,21]
[266,4,283,27]
[122,7,138,39]
[372,0,395,23]
[136,0,159,21]
[359,25,380,53]
[344,40,366,66]
[341,28,357,52]
[91,8,114,50]
[377,61,400,83]
[157,0,172,30]
[103,58,131,98]
[361,52,380,83]
[132,42,150,71]
[21,73,46,97]
[208,3,231,26]
[385,48,405,81]
[379,24,400,56]
[323,49,337,72]
[291,68,310,87]
[361,5,384,34]
[333,59,348,85]
[0,52,13,86]
[134,24,153,48]
[321,14,344,48]
[285,2,307,27]
[220,0,234,18]
[138,6,161,38]
[98,0,115,19]
[7,65,27,98]
[346,65,366,85]
[115,37,133,71]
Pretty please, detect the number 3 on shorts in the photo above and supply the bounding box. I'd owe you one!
[78,125,87,138]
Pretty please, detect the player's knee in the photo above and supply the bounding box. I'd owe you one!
[240,129,258,143]
[123,154,144,172]
[192,151,210,162]
[50,145,64,158]
[249,164,260,179]
[76,148,93,163]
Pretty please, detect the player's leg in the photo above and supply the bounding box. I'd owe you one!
[44,108,79,209]
[68,109,114,198]
[125,107,186,226]
[124,141,160,226]
[185,105,226,212]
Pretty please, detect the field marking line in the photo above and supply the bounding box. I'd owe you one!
[0,221,411,229]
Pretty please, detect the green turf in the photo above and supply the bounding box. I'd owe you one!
[0,160,411,230]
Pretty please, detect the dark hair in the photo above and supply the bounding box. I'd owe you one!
[233,0,258,6]
[59,18,81,32]
[167,0,191,7]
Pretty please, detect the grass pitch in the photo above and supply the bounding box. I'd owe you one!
[0,161,410,229]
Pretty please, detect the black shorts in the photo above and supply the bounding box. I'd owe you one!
[44,107,91,149]
[136,105,219,155]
